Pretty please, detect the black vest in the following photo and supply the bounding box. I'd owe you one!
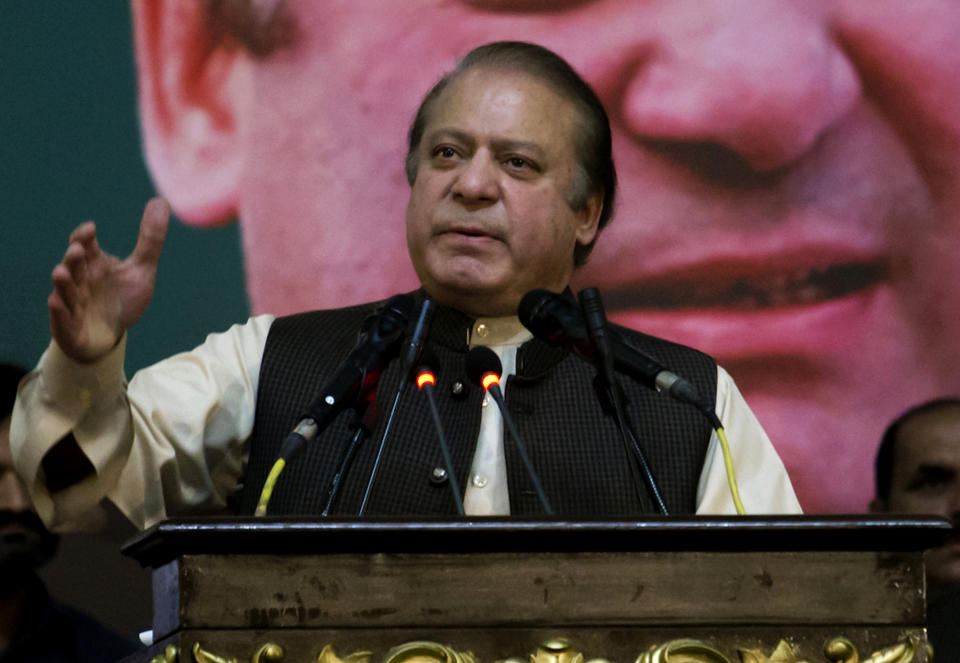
[239,294,718,517]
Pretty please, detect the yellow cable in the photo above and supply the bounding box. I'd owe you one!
[715,426,746,515]
[254,457,287,517]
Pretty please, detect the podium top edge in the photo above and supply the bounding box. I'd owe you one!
[122,515,952,568]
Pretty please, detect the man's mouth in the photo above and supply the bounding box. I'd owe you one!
[445,225,494,239]
[0,511,49,541]
[603,260,889,311]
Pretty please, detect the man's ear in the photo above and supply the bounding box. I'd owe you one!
[575,191,603,247]
[132,0,251,226]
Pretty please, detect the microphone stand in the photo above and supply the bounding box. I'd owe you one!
[358,299,434,516]
[579,288,669,515]
[483,382,553,516]
[466,346,553,515]
[321,398,379,516]
[254,295,413,517]
[416,366,465,515]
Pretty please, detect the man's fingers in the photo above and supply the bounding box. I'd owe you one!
[131,198,170,267]
[68,221,102,261]
[47,198,168,362]
[51,263,82,315]
[68,220,96,244]
[62,241,88,285]
[48,291,73,325]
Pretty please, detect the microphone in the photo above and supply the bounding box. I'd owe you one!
[415,359,465,515]
[578,287,617,391]
[255,294,415,516]
[465,346,553,515]
[579,287,669,515]
[358,297,434,515]
[518,289,712,415]
[281,294,415,461]
[400,298,434,378]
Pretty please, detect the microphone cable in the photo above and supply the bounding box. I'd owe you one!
[613,334,746,515]
[713,422,746,514]
[520,288,746,515]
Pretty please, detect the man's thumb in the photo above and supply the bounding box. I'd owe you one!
[131,197,170,267]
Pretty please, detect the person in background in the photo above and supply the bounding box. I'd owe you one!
[870,398,960,662]
[0,363,136,663]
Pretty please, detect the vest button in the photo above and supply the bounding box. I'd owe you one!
[430,467,449,485]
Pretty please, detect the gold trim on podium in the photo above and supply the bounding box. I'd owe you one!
[176,636,926,663]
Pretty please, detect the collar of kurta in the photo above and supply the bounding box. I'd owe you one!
[411,289,571,382]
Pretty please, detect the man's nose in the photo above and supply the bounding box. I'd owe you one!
[451,152,500,205]
[0,472,32,512]
[579,1,861,172]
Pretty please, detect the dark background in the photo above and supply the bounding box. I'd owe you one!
[1,3,250,637]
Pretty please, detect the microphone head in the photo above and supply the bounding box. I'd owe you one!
[414,347,440,388]
[371,293,416,342]
[380,293,416,323]
[465,346,502,390]
[415,369,436,389]
[518,289,555,328]
[518,289,586,345]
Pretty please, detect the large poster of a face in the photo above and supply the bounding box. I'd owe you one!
[132,0,960,513]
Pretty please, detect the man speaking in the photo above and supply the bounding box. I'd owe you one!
[11,43,799,529]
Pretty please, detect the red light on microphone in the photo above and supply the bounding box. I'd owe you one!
[417,371,436,389]
[481,373,499,391]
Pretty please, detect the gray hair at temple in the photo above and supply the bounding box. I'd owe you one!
[404,41,618,267]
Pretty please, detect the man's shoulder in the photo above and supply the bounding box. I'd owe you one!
[268,295,404,341]
[274,298,385,327]
[607,323,719,398]
[610,322,716,366]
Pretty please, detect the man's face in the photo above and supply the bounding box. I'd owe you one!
[405,68,598,316]
[882,407,960,586]
[135,0,960,512]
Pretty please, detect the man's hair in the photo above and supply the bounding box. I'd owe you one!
[874,398,960,501]
[0,363,27,422]
[405,41,617,267]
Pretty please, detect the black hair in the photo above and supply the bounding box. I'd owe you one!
[0,363,28,422]
[405,41,617,267]
[874,398,960,501]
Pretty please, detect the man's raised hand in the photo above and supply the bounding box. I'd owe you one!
[48,198,170,363]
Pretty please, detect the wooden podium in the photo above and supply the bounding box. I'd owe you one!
[121,516,949,663]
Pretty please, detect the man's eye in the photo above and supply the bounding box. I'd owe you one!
[907,475,953,493]
[504,156,537,172]
[432,146,458,159]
